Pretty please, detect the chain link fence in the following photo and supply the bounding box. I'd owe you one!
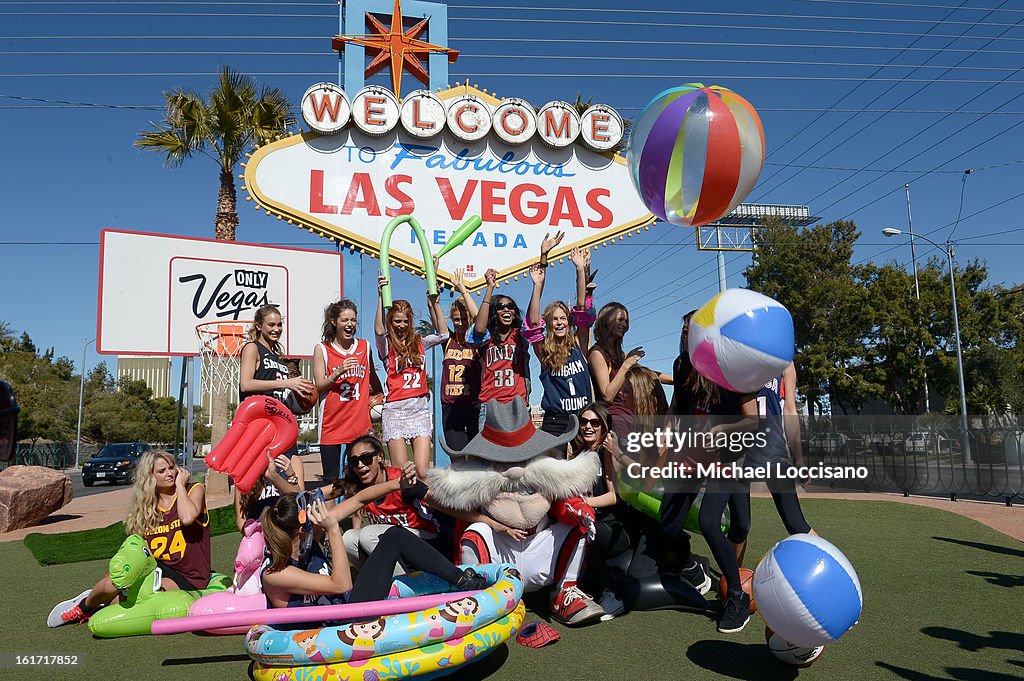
[0,442,100,471]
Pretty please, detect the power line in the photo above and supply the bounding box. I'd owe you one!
[756,3,1023,208]
[792,0,1024,14]
[6,49,1022,74]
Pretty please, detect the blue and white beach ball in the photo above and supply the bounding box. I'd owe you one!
[687,288,794,393]
[752,534,863,648]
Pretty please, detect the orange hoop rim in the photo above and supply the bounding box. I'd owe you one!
[196,320,250,357]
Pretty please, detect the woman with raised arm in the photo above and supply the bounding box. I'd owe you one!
[440,268,484,452]
[527,244,596,436]
[313,299,384,482]
[375,273,448,480]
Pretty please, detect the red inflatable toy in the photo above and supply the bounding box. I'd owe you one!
[206,396,298,494]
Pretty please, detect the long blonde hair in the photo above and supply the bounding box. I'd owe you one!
[538,301,574,373]
[248,304,283,355]
[124,450,177,536]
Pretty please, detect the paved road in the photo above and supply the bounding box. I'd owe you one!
[67,459,209,499]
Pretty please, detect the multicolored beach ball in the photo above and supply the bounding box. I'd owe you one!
[753,534,863,648]
[688,288,794,393]
[627,83,765,227]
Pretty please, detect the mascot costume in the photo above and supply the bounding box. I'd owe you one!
[427,397,606,626]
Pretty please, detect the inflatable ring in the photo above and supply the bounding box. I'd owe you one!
[246,564,524,666]
[250,603,525,681]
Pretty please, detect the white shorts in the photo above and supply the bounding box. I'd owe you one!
[381,395,432,442]
[459,516,586,592]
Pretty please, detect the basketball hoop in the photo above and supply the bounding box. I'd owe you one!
[196,321,250,395]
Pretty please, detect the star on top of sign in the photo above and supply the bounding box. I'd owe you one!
[332,0,459,97]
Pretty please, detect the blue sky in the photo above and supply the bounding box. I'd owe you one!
[3,0,1024,399]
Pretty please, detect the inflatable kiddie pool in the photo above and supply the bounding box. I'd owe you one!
[87,534,231,638]
[246,563,525,680]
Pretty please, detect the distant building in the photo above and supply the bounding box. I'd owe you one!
[117,356,173,398]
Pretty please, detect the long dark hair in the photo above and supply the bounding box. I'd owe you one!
[322,299,358,343]
[261,493,302,574]
[487,295,523,343]
[593,302,628,368]
[571,401,611,457]
[336,435,388,499]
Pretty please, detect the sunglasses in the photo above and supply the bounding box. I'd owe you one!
[580,417,604,428]
[493,302,516,312]
[296,489,325,524]
[347,452,379,468]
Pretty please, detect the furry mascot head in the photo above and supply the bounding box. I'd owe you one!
[428,397,600,529]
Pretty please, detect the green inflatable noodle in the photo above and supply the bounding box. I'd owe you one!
[87,534,230,638]
[616,479,730,534]
[378,214,483,310]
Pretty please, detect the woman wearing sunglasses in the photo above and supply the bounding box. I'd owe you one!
[330,436,439,572]
[567,402,629,618]
[471,265,530,415]
[525,239,596,437]
[260,474,487,610]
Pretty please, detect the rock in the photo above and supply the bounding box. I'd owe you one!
[0,465,73,533]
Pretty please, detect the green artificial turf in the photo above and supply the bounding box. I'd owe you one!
[4,498,1021,681]
[22,505,238,566]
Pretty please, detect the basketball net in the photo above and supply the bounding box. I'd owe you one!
[196,321,249,396]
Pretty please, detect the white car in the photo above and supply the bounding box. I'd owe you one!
[808,432,847,455]
[904,432,947,453]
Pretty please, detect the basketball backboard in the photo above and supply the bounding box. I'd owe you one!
[97,229,343,358]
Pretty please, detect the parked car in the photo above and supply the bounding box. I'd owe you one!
[82,442,152,486]
[904,432,949,453]
[807,432,847,456]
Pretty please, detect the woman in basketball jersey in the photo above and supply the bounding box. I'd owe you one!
[313,300,385,483]
[48,451,213,627]
[526,241,596,436]
[238,304,312,494]
[332,435,439,570]
[470,268,529,412]
[440,268,483,452]
[375,274,448,480]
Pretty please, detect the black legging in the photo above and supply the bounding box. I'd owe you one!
[320,444,343,483]
[699,490,750,595]
[347,526,466,603]
[768,477,813,535]
[627,491,698,579]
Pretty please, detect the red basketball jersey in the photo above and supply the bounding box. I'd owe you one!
[363,466,439,533]
[318,340,373,445]
[479,333,529,403]
[383,337,429,403]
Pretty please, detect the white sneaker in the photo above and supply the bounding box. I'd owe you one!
[47,590,92,628]
[598,589,625,621]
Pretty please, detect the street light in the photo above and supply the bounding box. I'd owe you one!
[882,228,971,463]
[75,338,96,469]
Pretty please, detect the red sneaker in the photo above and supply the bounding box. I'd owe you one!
[550,585,604,627]
[47,590,92,628]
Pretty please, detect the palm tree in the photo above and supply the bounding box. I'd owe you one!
[135,66,294,240]
[135,67,293,449]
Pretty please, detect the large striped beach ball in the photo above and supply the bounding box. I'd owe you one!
[752,534,863,648]
[688,288,794,394]
[627,83,765,227]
